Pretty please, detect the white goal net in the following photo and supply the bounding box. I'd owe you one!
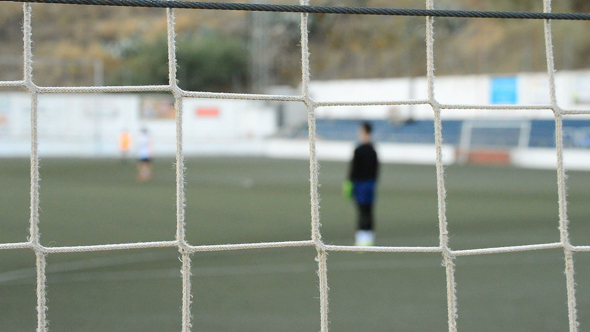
[1,0,590,331]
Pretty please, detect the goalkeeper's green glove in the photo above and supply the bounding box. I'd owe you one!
[342,180,353,198]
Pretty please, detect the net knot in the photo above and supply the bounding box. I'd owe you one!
[313,239,327,253]
[563,242,574,253]
[177,241,192,255]
[429,99,441,110]
[441,247,455,260]
[25,81,39,94]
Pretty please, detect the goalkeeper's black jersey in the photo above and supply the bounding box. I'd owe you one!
[348,143,378,181]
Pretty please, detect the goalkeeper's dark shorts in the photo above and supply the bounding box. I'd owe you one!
[353,180,376,205]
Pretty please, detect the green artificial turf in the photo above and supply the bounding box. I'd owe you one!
[1,157,589,331]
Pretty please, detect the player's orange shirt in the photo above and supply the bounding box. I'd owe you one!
[119,132,132,151]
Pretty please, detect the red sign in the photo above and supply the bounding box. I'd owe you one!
[196,107,220,117]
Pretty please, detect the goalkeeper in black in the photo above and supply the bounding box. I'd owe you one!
[345,122,379,246]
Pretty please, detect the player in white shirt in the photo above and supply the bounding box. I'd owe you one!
[137,128,153,182]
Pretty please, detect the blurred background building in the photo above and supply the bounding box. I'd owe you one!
[1,0,590,168]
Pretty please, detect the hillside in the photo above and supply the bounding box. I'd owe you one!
[0,0,589,91]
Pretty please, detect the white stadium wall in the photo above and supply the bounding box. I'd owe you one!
[2,70,590,169]
[311,70,590,121]
[265,139,456,165]
[0,93,277,157]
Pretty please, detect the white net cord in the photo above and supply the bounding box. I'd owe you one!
[0,0,588,331]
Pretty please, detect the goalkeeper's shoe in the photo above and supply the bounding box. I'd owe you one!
[354,230,375,246]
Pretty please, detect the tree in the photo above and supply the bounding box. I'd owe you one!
[572,0,590,12]
[176,33,248,92]
[108,32,248,92]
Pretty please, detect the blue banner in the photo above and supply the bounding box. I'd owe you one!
[490,76,518,104]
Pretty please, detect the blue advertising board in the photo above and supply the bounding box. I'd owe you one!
[490,76,518,104]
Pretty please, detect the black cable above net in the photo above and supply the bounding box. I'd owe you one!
[3,0,590,21]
